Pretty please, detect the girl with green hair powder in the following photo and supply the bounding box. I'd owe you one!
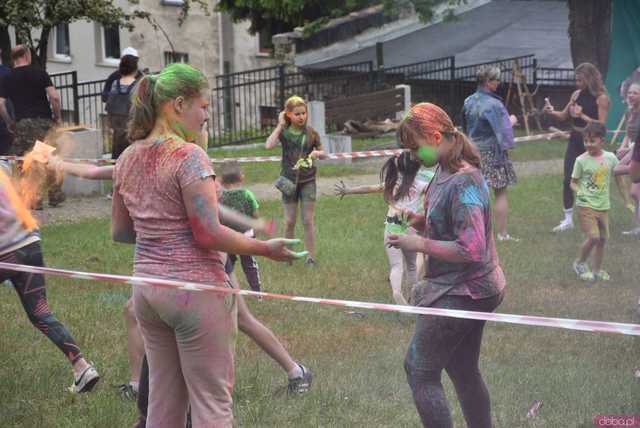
[112,63,305,427]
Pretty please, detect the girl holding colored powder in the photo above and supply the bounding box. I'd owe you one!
[386,103,505,428]
[334,152,433,305]
[266,96,324,266]
[111,63,304,427]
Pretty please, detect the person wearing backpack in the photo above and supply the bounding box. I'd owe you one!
[106,51,140,160]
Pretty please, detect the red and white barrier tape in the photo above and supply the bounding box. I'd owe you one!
[0,132,567,165]
[0,262,638,337]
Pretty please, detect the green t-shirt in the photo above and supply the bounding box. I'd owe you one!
[571,151,618,211]
[220,188,260,217]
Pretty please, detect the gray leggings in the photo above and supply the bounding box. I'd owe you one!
[384,229,418,305]
[405,291,504,428]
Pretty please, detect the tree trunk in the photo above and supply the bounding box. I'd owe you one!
[0,26,11,66]
[568,0,612,78]
[33,27,51,70]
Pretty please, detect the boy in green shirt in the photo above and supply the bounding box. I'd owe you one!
[571,122,619,281]
[219,161,263,291]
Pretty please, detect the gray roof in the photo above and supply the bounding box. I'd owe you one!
[300,0,571,69]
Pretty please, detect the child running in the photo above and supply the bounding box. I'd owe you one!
[0,168,99,393]
[571,122,619,281]
[335,152,433,305]
[219,161,263,292]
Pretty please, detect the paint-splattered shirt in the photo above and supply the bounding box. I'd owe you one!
[279,126,322,183]
[114,139,226,284]
[220,188,259,218]
[424,168,505,299]
[0,173,39,255]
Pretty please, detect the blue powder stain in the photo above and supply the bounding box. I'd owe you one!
[458,184,484,207]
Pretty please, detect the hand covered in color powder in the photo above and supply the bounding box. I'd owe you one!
[385,233,425,253]
[265,238,308,262]
[293,156,313,170]
[334,180,349,199]
[278,111,287,127]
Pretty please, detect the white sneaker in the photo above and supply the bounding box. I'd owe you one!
[68,364,100,393]
[622,227,640,236]
[552,219,574,232]
[497,233,520,242]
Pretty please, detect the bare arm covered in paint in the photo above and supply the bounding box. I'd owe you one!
[49,157,115,180]
[334,180,383,198]
[182,176,301,261]
[265,111,286,149]
[0,98,14,133]
[111,188,136,244]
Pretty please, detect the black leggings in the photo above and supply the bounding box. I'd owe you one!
[0,242,83,364]
[563,135,586,210]
[405,292,504,428]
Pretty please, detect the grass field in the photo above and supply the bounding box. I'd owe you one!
[1,172,638,427]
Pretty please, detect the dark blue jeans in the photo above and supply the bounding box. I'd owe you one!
[0,241,82,364]
[405,291,504,428]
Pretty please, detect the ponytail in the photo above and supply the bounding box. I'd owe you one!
[127,63,209,142]
[439,130,481,173]
[128,75,156,141]
[380,156,399,205]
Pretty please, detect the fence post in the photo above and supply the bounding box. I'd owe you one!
[71,71,80,124]
[375,42,385,89]
[449,56,456,115]
[533,58,538,86]
[278,63,286,109]
[223,61,233,133]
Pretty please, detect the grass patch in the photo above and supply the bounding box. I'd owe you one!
[1,173,637,426]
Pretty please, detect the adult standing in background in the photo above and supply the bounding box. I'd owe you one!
[105,51,141,160]
[0,45,65,208]
[101,47,143,104]
[463,66,519,242]
[544,63,610,232]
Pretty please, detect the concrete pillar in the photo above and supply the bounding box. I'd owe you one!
[61,127,105,196]
[395,84,411,120]
[307,101,326,136]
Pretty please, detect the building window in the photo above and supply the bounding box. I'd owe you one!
[54,24,71,57]
[164,51,189,65]
[258,27,273,53]
[103,26,121,60]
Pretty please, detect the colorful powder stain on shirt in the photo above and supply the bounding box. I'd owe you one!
[115,137,226,285]
[0,169,37,231]
[424,168,505,299]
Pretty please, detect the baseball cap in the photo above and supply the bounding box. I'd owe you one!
[121,47,139,58]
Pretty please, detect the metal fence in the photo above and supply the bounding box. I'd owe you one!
[52,54,575,147]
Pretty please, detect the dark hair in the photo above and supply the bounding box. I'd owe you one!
[119,55,139,76]
[11,45,29,62]
[219,161,243,184]
[583,122,607,139]
[380,151,421,204]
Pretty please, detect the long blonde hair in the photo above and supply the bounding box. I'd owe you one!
[283,95,307,127]
[575,63,607,98]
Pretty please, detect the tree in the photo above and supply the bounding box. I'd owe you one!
[0,0,208,69]
[568,0,611,75]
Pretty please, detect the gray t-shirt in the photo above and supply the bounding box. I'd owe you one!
[626,111,640,143]
[0,173,39,255]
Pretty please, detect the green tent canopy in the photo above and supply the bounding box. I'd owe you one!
[605,0,640,142]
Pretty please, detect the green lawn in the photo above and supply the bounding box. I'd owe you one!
[1,173,638,427]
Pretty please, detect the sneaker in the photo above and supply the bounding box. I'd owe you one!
[552,219,574,232]
[622,227,640,236]
[68,364,100,393]
[304,257,316,268]
[572,260,591,278]
[116,383,138,401]
[287,364,313,394]
[594,270,611,281]
[578,271,595,281]
[626,203,636,214]
[497,233,520,242]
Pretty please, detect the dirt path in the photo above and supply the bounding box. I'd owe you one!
[34,159,563,226]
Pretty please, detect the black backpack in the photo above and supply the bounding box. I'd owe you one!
[105,79,136,116]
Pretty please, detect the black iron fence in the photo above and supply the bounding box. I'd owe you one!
[52,54,575,147]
